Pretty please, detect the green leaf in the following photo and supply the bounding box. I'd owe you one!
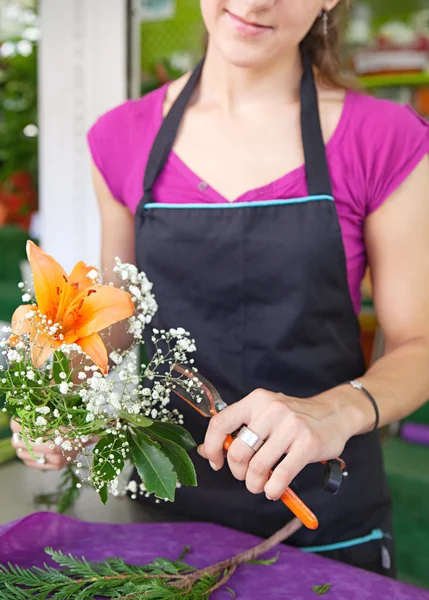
[144,421,196,451]
[128,431,177,502]
[52,351,71,384]
[313,584,332,595]
[247,552,280,566]
[92,433,129,484]
[98,483,108,505]
[146,432,197,487]
[121,411,153,428]
[178,546,192,561]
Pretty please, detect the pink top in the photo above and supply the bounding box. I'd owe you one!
[88,85,429,314]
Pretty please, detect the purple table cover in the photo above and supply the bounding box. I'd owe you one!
[0,512,428,599]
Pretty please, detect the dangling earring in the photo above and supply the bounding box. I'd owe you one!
[320,9,329,36]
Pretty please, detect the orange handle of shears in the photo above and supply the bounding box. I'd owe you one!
[224,434,319,530]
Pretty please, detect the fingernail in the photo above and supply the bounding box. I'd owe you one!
[266,494,274,501]
[197,445,203,456]
[209,461,218,471]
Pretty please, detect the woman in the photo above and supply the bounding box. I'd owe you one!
[13,0,429,576]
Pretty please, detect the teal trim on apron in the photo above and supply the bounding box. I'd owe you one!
[143,195,335,211]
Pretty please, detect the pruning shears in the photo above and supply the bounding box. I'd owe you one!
[170,365,347,530]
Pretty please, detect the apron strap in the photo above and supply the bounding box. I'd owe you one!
[139,51,332,210]
[141,58,205,209]
[300,52,333,197]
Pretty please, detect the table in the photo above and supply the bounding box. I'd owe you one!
[0,512,428,599]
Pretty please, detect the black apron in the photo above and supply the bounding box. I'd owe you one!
[134,53,394,572]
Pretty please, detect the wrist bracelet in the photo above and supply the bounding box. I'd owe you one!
[349,380,380,435]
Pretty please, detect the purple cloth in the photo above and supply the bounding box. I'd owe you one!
[87,86,429,314]
[401,423,429,446]
[0,512,428,599]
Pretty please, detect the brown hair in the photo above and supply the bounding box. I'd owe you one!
[301,2,354,89]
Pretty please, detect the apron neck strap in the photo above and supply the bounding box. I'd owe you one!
[300,51,333,197]
[142,51,333,205]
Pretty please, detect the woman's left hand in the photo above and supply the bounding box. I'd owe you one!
[198,388,360,500]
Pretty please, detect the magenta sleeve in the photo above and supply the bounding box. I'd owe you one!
[87,101,136,206]
[365,104,429,215]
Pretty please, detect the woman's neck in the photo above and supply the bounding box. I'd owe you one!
[198,42,303,114]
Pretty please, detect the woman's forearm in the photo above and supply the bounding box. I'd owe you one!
[319,337,429,437]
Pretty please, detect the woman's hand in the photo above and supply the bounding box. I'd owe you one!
[198,388,364,500]
[10,419,92,471]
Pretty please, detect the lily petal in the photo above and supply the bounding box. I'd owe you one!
[62,285,134,340]
[30,331,62,369]
[26,241,69,321]
[76,333,108,374]
[69,261,100,290]
[11,304,38,336]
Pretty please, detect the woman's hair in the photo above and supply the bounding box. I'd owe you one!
[301,2,353,89]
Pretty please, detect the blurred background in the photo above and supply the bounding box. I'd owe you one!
[0,0,428,589]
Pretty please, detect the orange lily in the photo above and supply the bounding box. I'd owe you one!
[11,241,134,374]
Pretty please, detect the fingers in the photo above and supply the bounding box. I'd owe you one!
[264,441,313,500]
[21,458,65,471]
[225,415,277,483]
[202,390,270,469]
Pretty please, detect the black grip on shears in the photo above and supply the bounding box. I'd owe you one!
[323,459,344,495]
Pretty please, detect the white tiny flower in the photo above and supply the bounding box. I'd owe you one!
[59,372,67,380]
[151,409,158,419]
[59,382,69,395]
[53,409,60,418]
[21,293,32,302]
[54,436,63,446]
[128,480,138,494]
[78,372,86,380]
[86,413,95,423]
[7,349,22,363]
[18,282,25,289]
[36,406,50,415]
[86,269,99,281]
[61,441,72,451]
[12,432,22,444]
[35,416,47,427]
[26,370,35,380]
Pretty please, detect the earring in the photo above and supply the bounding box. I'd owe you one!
[320,9,329,36]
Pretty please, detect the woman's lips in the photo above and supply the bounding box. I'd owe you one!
[225,11,273,37]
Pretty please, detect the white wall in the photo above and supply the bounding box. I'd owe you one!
[38,0,128,271]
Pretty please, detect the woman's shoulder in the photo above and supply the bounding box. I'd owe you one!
[88,84,167,144]
[87,86,168,205]
[345,89,429,143]
[340,90,429,213]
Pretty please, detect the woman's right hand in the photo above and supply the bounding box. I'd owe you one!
[10,419,90,471]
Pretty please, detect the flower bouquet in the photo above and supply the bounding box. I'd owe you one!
[1,241,200,509]
[0,241,306,598]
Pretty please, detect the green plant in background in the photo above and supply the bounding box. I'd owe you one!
[0,43,38,229]
[0,45,38,184]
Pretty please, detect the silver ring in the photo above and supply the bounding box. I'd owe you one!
[36,453,46,465]
[236,426,265,452]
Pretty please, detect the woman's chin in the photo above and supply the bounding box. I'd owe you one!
[215,42,275,70]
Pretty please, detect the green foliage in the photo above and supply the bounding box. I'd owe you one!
[34,466,83,514]
[145,429,197,488]
[145,421,196,451]
[0,48,38,184]
[128,430,177,502]
[313,584,332,595]
[0,548,225,599]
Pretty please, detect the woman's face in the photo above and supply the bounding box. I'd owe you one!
[201,0,340,68]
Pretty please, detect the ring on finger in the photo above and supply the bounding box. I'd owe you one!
[36,453,47,466]
[236,426,265,453]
